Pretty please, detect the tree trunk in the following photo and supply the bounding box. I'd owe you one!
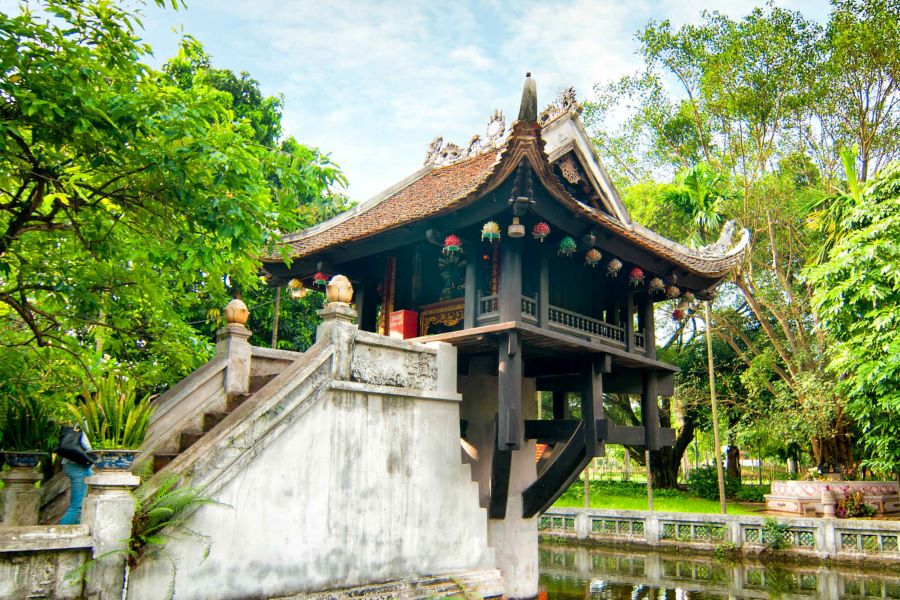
[811,423,853,473]
[726,445,741,480]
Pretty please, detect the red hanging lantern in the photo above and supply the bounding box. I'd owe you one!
[442,234,462,255]
[532,221,551,242]
[313,272,329,287]
[672,309,685,321]
[628,267,645,286]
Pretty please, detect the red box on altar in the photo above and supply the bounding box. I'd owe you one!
[389,310,418,339]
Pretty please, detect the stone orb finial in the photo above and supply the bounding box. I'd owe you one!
[224,298,250,325]
[325,275,353,305]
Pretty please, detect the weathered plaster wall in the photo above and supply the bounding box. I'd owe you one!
[0,525,91,600]
[128,336,495,600]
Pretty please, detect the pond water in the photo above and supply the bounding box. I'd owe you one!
[539,542,900,599]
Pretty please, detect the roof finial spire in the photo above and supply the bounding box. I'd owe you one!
[517,72,537,122]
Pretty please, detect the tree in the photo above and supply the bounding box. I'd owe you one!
[809,161,900,474]
[0,1,344,395]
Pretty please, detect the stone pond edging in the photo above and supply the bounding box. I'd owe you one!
[540,507,900,562]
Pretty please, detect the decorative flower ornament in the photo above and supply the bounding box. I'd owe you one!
[682,291,696,303]
[558,236,577,257]
[585,248,602,267]
[313,272,329,287]
[442,234,462,255]
[672,309,685,321]
[532,221,551,242]
[288,278,302,289]
[606,258,623,277]
[649,277,665,293]
[676,299,690,311]
[628,267,645,286]
[481,221,501,242]
[665,285,680,299]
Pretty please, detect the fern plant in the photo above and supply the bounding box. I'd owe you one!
[68,373,155,449]
[0,395,57,452]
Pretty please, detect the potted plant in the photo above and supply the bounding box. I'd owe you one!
[68,373,155,470]
[0,395,57,468]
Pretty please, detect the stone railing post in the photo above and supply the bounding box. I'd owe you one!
[82,470,140,600]
[0,467,43,526]
[216,298,252,395]
[574,511,590,540]
[644,512,659,545]
[316,275,357,381]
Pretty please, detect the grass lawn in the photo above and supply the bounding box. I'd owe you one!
[552,480,763,515]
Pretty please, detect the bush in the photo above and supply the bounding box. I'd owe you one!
[687,465,741,500]
[763,517,791,550]
[735,485,769,503]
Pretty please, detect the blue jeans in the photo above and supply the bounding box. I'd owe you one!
[59,462,93,525]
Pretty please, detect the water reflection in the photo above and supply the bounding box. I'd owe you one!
[539,542,900,599]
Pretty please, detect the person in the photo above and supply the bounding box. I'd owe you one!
[58,426,93,525]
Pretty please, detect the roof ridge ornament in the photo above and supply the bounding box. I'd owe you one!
[423,109,506,167]
[517,72,538,122]
[697,220,739,256]
[539,87,582,125]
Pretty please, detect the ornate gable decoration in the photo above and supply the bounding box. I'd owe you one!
[424,110,506,167]
[539,87,582,125]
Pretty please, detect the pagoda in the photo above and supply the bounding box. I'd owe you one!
[263,74,748,523]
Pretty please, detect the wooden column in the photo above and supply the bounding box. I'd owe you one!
[642,293,657,359]
[464,256,477,329]
[552,391,566,420]
[642,370,660,451]
[498,330,522,450]
[538,254,549,327]
[581,354,609,458]
[625,292,635,352]
[498,238,522,323]
[358,278,378,332]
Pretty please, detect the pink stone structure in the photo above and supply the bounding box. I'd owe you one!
[766,480,900,516]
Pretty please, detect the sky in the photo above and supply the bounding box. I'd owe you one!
[133,0,832,202]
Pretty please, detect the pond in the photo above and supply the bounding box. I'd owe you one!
[539,542,900,599]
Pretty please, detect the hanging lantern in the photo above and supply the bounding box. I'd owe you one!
[665,285,680,299]
[649,277,665,293]
[606,258,623,277]
[442,234,462,255]
[508,216,525,238]
[585,248,602,267]
[682,291,696,303]
[558,236,577,257]
[672,309,685,321]
[288,278,302,289]
[676,299,690,311]
[313,272,329,287]
[288,278,306,299]
[532,221,551,242]
[628,267,645,286]
[481,221,501,242]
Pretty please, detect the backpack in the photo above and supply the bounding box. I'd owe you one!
[54,426,95,466]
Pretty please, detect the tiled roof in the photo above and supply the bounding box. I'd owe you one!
[271,120,749,280]
[277,149,499,260]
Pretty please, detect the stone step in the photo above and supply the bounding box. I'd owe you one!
[179,429,205,453]
[249,373,278,394]
[153,453,179,473]
[203,411,229,432]
[226,393,252,412]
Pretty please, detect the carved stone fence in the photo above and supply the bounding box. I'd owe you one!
[540,507,900,561]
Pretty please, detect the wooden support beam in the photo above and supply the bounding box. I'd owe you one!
[521,421,589,518]
[642,371,661,451]
[489,418,513,519]
[552,390,566,420]
[538,254,549,327]
[524,419,579,442]
[497,331,522,450]
[464,257,477,329]
[581,355,606,458]
[499,237,522,322]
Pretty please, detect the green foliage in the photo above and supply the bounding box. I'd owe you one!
[662,163,730,247]
[734,485,768,503]
[809,161,900,472]
[837,490,876,518]
[762,518,791,551]
[68,373,154,449]
[0,395,57,451]
[0,0,346,398]
[686,465,740,500]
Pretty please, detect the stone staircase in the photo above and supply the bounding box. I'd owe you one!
[151,373,277,473]
[274,570,504,599]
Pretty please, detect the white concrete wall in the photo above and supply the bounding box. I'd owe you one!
[128,337,494,600]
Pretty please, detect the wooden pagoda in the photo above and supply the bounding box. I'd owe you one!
[262,74,749,519]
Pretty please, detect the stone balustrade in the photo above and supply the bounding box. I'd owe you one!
[540,507,900,561]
